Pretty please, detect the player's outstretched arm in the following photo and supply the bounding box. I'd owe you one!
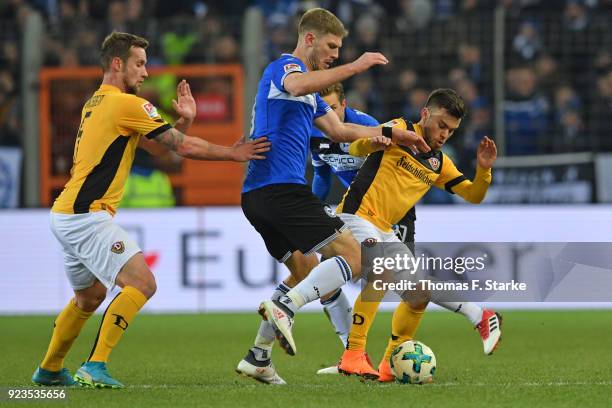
[315,111,430,152]
[446,137,497,204]
[153,127,270,161]
[172,79,196,134]
[477,136,497,169]
[137,136,169,156]
[284,52,388,97]
[138,80,197,157]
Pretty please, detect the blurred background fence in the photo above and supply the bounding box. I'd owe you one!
[1,0,612,207]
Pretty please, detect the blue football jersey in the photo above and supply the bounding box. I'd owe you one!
[310,106,379,187]
[243,54,331,193]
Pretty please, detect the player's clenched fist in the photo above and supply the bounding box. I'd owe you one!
[350,52,388,74]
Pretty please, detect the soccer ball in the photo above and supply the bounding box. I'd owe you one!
[390,340,436,384]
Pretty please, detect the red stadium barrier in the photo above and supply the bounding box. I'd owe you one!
[39,64,244,207]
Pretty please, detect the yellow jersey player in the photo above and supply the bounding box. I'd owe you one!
[334,88,499,380]
[32,31,269,389]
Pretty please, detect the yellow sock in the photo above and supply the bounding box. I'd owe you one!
[347,282,385,351]
[89,286,147,363]
[41,299,93,371]
[382,302,426,363]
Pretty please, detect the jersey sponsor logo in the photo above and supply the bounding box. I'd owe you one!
[320,154,358,165]
[141,102,159,119]
[318,154,363,171]
[428,157,440,171]
[396,156,434,186]
[111,241,125,254]
[283,63,302,73]
[324,205,337,218]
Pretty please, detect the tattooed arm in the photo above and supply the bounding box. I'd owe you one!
[152,127,270,162]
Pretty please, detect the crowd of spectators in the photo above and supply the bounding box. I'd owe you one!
[255,0,612,168]
[2,0,612,170]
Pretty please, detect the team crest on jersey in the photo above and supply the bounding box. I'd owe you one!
[362,237,378,247]
[111,241,125,254]
[323,205,337,218]
[283,63,302,73]
[141,102,159,119]
[428,157,440,171]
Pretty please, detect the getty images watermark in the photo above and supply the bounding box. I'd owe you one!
[361,242,612,302]
[371,252,526,292]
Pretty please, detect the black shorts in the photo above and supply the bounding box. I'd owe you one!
[241,184,346,262]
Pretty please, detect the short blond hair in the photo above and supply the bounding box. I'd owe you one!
[319,83,345,101]
[298,8,348,38]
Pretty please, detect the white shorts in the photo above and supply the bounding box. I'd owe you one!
[50,211,141,290]
[339,213,403,245]
[339,213,418,279]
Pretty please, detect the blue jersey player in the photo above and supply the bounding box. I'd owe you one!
[237,8,429,385]
[310,84,379,200]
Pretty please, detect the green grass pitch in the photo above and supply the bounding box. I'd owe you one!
[1,310,611,407]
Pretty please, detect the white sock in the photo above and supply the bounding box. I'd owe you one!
[435,301,483,326]
[280,256,352,314]
[254,283,291,351]
[321,289,352,347]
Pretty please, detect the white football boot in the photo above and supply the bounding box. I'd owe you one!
[258,300,296,356]
[236,354,286,385]
[316,365,340,375]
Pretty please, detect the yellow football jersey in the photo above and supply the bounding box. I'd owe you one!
[52,84,170,216]
[336,118,492,232]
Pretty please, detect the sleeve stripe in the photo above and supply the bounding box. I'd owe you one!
[445,175,467,194]
[144,123,172,140]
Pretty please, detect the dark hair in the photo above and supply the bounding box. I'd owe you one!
[100,31,149,71]
[319,83,345,101]
[425,88,466,119]
[298,8,348,38]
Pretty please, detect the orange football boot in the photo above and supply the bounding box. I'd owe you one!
[338,349,379,380]
[377,358,395,382]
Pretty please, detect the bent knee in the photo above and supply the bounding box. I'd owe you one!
[146,279,157,298]
[75,292,106,312]
[131,276,156,299]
